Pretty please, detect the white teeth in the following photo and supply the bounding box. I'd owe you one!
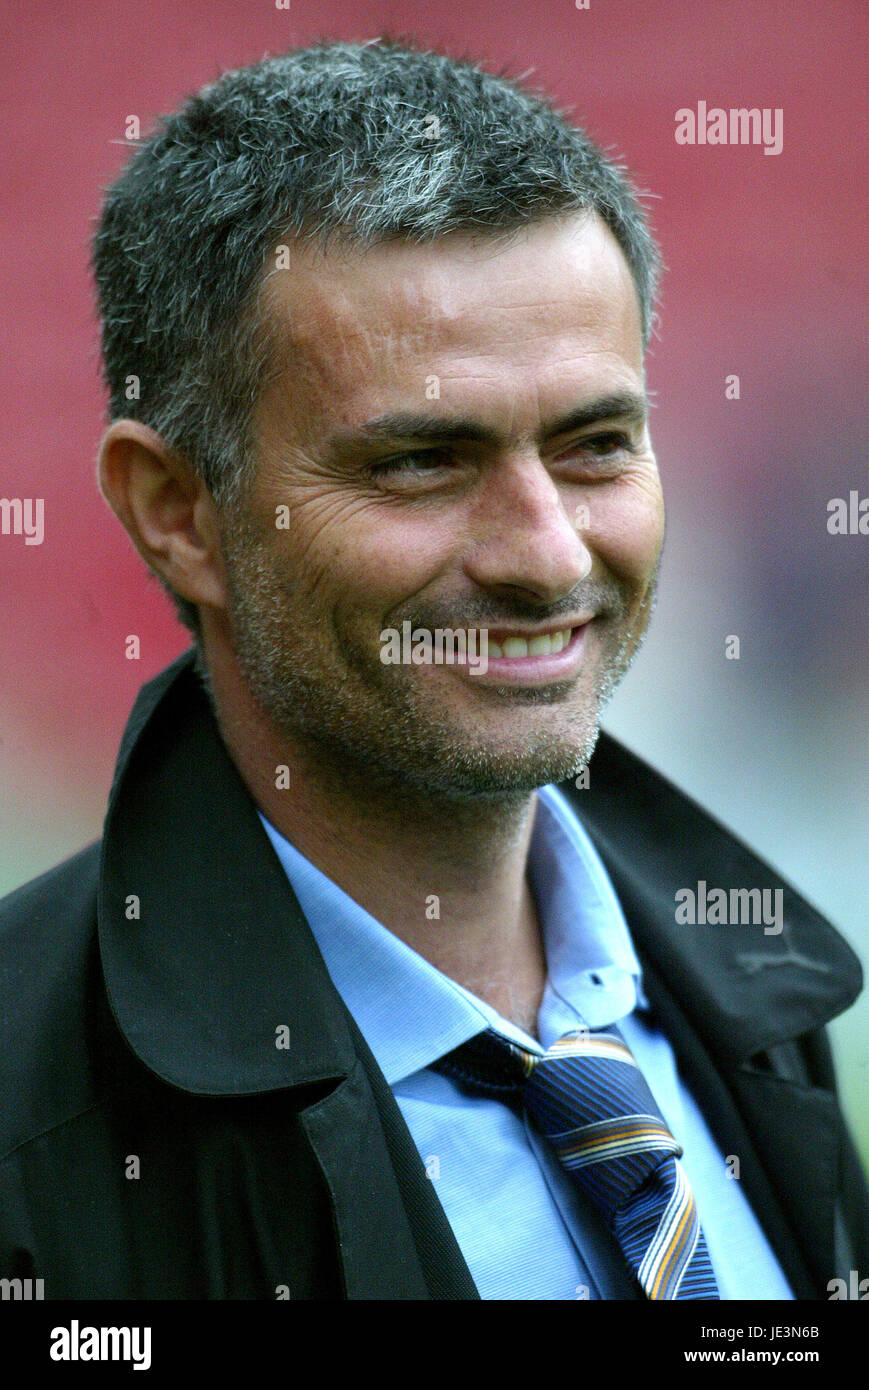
[485,628,571,659]
[502,637,530,657]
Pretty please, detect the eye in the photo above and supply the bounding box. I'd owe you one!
[369,450,455,479]
[576,430,634,455]
[554,430,637,471]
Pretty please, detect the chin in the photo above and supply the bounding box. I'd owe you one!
[412,727,603,800]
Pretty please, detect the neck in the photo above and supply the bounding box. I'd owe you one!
[205,645,548,1035]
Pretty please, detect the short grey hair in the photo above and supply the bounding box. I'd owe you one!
[92,37,661,636]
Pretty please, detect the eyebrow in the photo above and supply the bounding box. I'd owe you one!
[325,391,649,456]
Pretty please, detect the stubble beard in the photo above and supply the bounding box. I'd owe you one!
[219,517,659,806]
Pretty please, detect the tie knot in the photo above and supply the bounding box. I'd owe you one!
[434,1025,640,1092]
[434,1025,683,1169]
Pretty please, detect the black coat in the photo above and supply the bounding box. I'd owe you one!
[1,651,867,1299]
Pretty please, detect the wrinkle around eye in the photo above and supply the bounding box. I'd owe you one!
[366,450,471,494]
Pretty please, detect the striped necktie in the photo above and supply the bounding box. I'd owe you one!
[435,1025,720,1300]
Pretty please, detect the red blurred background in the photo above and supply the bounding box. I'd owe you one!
[1,0,866,1155]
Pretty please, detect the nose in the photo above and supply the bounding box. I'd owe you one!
[463,452,593,603]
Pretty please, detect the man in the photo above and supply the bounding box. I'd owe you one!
[1,39,866,1301]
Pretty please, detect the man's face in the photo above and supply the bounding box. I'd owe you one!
[216,212,665,798]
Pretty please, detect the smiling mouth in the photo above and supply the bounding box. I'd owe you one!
[485,627,574,658]
[467,621,592,688]
[377,617,593,686]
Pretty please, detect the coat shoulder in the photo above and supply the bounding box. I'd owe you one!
[0,844,102,1160]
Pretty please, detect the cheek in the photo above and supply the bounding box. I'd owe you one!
[271,492,459,621]
[588,480,665,582]
[343,515,462,626]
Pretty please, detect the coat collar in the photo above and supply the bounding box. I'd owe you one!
[98,650,358,1095]
[568,733,861,1069]
[99,651,860,1096]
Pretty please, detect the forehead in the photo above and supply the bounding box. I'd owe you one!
[255,212,645,439]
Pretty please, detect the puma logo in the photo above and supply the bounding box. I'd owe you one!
[735,949,832,977]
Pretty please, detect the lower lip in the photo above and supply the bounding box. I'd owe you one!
[466,623,589,687]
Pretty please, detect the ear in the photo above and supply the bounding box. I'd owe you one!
[97,420,228,613]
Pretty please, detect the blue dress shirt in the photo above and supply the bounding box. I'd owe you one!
[260,784,793,1300]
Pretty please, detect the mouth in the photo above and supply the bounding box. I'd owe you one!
[471,620,592,686]
[485,626,574,659]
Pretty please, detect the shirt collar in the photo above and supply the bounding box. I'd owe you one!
[259,783,645,1085]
